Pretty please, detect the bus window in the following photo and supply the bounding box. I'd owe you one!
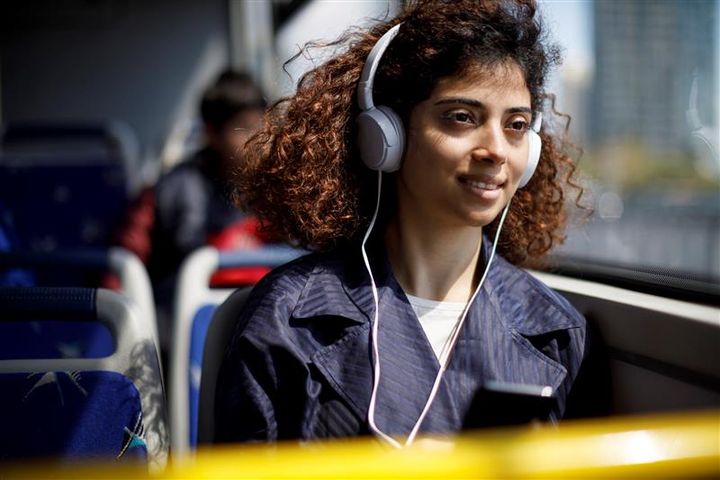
[540,1,719,302]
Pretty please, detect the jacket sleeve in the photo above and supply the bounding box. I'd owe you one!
[158,172,209,256]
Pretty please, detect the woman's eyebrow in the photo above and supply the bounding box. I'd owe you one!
[433,97,532,114]
[434,97,485,108]
[506,107,533,115]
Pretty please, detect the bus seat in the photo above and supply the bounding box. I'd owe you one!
[0,122,137,254]
[0,287,168,471]
[0,247,159,353]
[170,246,304,457]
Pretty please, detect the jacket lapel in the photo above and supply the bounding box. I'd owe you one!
[443,282,569,423]
[408,279,569,433]
[300,241,572,437]
[293,252,374,423]
[306,248,455,437]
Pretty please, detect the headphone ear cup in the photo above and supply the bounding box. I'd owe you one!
[518,129,541,188]
[357,105,405,172]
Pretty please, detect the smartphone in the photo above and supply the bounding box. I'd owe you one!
[462,380,556,429]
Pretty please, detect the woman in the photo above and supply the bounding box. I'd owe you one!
[216,0,587,445]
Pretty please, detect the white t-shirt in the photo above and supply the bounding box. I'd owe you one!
[406,294,467,360]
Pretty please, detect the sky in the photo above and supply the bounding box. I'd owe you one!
[539,0,594,80]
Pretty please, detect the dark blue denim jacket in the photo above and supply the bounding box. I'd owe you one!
[215,240,586,442]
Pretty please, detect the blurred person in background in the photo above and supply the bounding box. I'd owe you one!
[113,69,268,351]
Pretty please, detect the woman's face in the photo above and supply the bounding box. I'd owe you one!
[397,62,533,229]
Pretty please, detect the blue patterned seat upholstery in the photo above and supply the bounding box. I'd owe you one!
[0,320,113,360]
[188,304,217,446]
[0,123,134,256]
[196,286,252,445]
[0,371,146,461]
[0,162,128,253]
[0,287,168,470]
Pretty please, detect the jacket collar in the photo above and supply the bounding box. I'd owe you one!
[290,252,369,325]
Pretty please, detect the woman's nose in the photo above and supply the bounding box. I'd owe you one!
[471,123,507,164]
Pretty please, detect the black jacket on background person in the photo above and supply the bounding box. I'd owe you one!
[148,148,246,347]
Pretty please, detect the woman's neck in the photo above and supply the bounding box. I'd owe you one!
[384,214,484,303]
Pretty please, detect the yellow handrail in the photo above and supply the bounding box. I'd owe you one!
[3,409,719,479]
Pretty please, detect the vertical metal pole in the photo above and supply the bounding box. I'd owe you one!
[228,0,279,99]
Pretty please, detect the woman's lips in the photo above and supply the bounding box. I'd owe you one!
[458,175,505,199]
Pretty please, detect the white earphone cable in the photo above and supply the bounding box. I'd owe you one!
[361,169,513,448]
[362,171,403,448]
[404,200,511,445]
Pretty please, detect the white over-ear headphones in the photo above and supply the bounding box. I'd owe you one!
[356,23,543,188]
[356,24,406,173]
[519,113,542,188]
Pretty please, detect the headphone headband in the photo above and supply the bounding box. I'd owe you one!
[358,23,402,111]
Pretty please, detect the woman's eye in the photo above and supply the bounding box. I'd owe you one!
[443,111,475,125]
[506,119,529,134]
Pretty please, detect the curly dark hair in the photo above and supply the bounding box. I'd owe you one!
[235,0,584,266]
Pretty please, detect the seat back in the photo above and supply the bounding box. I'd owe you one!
[196,286,252,445]
[0,122,137,252]
[0,287,168,471]
[170,246,304,456]
[0,247,159,352]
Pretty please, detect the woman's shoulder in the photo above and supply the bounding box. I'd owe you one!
[251,249,349,297]
[238,249,356,332]
[490,255,585,333]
